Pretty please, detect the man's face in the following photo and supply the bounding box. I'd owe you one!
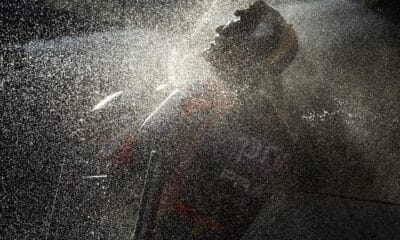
[203,1,281,72]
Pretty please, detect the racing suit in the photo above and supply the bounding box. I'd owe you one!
[132,1,299,239]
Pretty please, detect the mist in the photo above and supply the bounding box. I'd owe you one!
[2,0,400,239]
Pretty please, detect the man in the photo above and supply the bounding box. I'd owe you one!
[133,1,299,239]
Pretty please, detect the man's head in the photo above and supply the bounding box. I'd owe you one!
[203,1,297,87]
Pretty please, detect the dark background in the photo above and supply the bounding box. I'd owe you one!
[1,1,400,239]
[1,0,400,45]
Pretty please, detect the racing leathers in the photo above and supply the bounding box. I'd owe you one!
[130,1,298,239]
[132,79,293,240]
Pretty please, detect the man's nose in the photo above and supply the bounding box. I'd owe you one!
[216,25,224,34]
